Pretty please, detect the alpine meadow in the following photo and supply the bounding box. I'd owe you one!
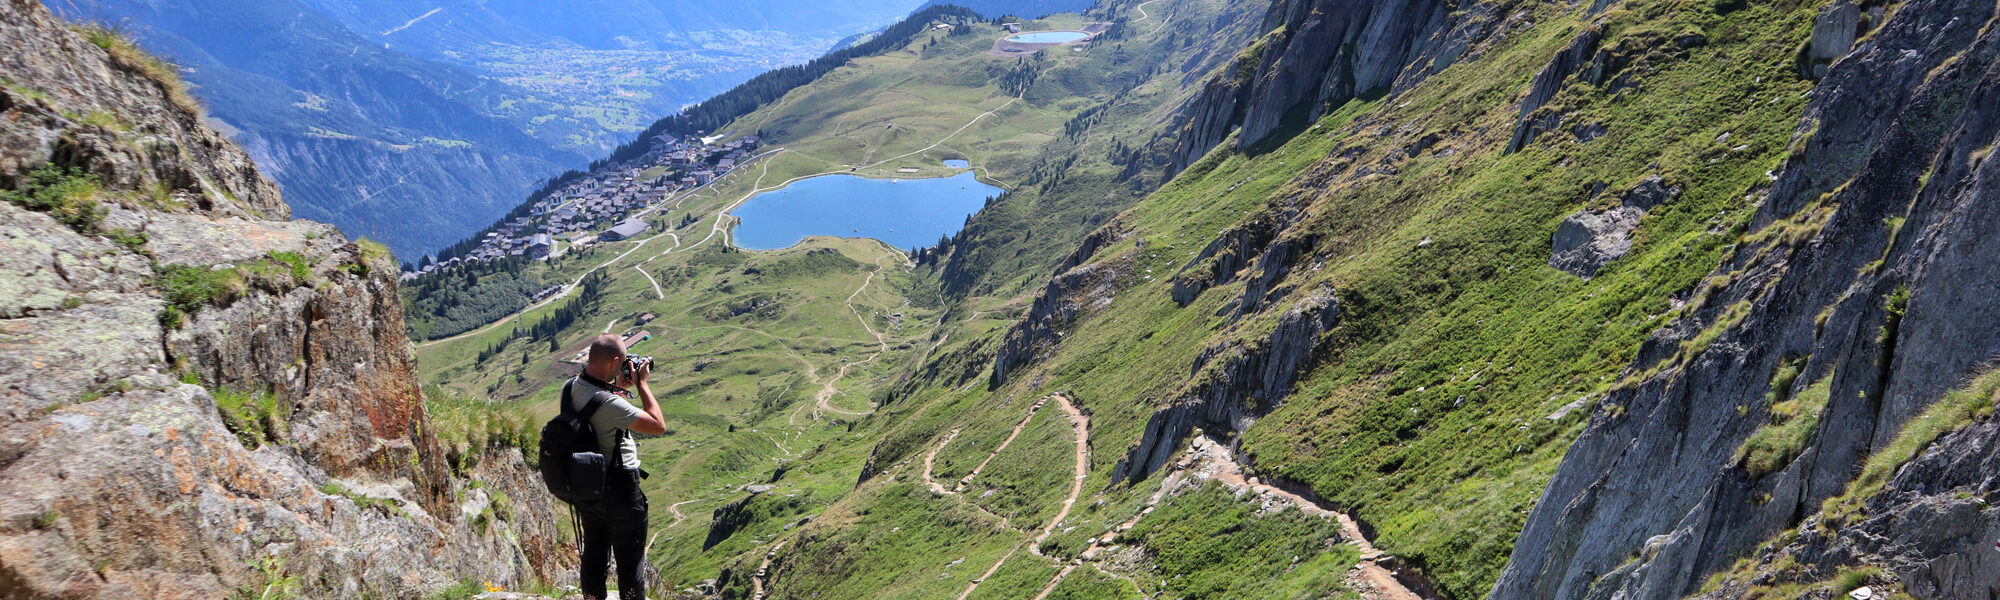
[4,1,2000,600]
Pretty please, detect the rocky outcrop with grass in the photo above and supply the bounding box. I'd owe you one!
[1110,286,1340,484]
[1166,0,1509,173]
[0,2,565,597]
[1494,1,2000,598]
[990,223,1134,387]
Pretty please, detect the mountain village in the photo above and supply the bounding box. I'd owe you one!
[401,133,761,280]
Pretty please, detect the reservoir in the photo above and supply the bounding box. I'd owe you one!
[729,171,1001,250]
[1006,31,1090,43]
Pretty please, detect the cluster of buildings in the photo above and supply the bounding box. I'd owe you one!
[403,134,762,281]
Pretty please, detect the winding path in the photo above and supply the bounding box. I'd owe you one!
[635,265,663,299]
[954,397,1048,492]
[950,395,1087,600]
[811,253,897,420]
[667,498,702,527]
[1132,0,1159,21]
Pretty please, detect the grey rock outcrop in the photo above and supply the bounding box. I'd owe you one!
[0,3,566,597]
[1166,0,1510,174]
[1494,1,2000,599]
[1111,286,1339,484]
[1548,206,1642,277]
[990,223,1133,387]
[1802,1,1861,79]
[1548,176,1679,278]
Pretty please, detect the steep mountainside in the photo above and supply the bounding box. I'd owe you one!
[0,2,564,597]
[1500,1,2000,598]
[299,0,923,53]
[262,0,2000,597]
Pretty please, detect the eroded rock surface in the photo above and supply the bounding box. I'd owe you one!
[1549,176,1679,278]
[0,3,566,597]
[1166,0,1514,174]
[1495,1,2000,598]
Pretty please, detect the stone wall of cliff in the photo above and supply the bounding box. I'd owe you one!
[0,2,566,597]
[1494,1,2000,598]
[1165,0,1512,174]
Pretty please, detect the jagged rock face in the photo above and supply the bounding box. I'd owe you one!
[1111,286,1339,484]
[1509,28,1603,153]
[1236,0,1448,150]
[1494,2,2000,599]
[1167,0,1509,174]
[1170,215,1281,307]
[990,223,1132,387]
[0,2,565,597]
[1693,418,2000,600]
[0,1,281,219]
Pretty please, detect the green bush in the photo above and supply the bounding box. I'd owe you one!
[213,387,284,450]
[236,556,301,600]
[2,165,103,232]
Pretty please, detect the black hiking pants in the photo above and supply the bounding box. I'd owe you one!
[580,467,648,600]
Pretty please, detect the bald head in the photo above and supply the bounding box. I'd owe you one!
[585,333,626,380]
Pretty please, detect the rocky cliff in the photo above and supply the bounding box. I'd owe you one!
[1495,1,2000,598]
[1165,0,1509,174]
[0,1,565,597]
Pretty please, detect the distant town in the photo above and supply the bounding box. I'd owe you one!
[402,133,761,281]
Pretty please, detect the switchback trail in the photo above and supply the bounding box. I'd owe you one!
[951,395,1087,600]
[811,252,897,420]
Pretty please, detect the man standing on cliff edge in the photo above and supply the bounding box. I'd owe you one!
[571,333,667,599]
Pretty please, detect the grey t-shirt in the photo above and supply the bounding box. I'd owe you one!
[567,377,643,470]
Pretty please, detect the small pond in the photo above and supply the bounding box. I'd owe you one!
[944,159,970,168]
[729,171,1002,250]
[1007,31,1090,43]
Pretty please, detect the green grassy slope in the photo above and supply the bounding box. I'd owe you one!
[422,0,1832,597]
[414,2,1273,594]
[869,0,1826,598]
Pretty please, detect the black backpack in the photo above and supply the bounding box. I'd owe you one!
[538,380,624,505]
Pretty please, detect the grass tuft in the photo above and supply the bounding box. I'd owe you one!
[1736,375,1832,476]
[74,24,202,116]
[213,386,286,450]
[3,165,103,232]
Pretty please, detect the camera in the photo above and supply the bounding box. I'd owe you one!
[621,355,653,378]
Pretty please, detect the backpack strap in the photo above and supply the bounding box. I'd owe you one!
[565,377,628,468]
[577,390,610,421]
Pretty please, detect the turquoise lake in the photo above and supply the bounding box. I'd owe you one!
[1007,31,1089,43]
[729,171,1001,250]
